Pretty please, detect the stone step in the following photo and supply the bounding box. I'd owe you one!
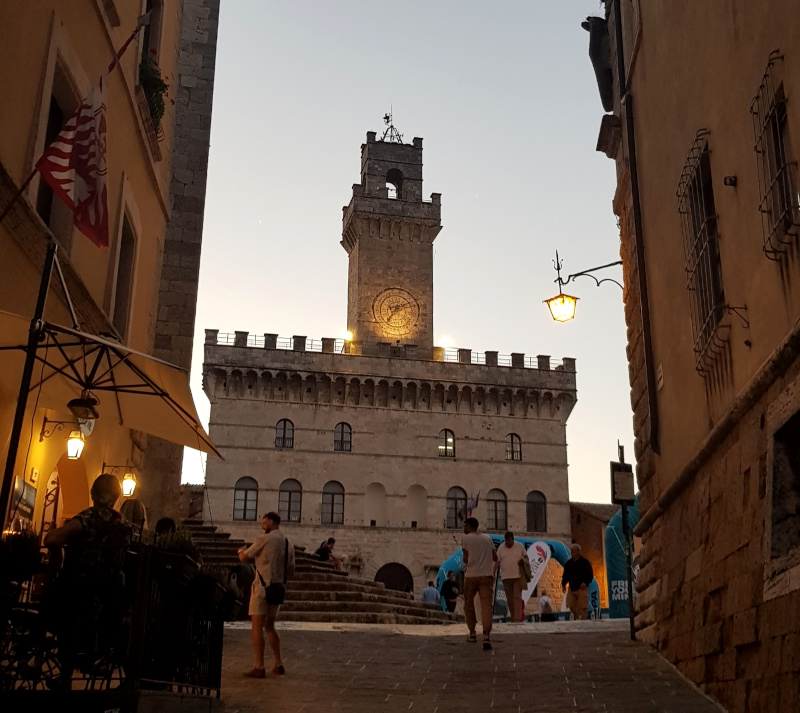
[279,611,459,626]
[280,600,453,619]
[285,590,442,608]
[289,574,394,592]
[181,520,443,625]
[282,596,452,617]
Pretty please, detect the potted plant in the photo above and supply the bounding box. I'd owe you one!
[138,54,169,137]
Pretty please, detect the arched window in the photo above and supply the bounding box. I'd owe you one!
[322,481,344,525]
[445,486,467,529]
[334,422,352,452]
[233,477,258,521]
[275,419,294,449]
[438,429,455,458]
[386,168,403,200]
[278,478,302,523]
[526,491,547,532]
[486,488,507,531]
[505,433,522,461]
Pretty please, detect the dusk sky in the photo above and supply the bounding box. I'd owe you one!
[182,0,633,505]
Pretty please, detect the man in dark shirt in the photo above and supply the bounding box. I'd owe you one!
[439,571,459,613]
[314,537,344,571]
[561,543,594,620]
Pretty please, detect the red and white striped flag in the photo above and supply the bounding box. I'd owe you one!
[36,75,109,248]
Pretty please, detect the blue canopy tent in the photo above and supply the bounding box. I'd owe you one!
[436,535,601,617]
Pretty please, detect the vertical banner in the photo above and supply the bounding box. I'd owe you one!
[521,541,552,603]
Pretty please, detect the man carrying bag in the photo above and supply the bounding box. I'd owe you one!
[239,511,295,677]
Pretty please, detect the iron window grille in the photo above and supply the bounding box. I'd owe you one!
[505,433,522,461]
[275,419,294,449]
[233,477,258,521]
[526,491,547,532]
[445,486,467,529]
[438,429,455,458]
[322,481,344,525]
[677,130,729,374]
[334,422,352,452]
[278,478,302,523]
[486,489,507,531]
[751,51,800,260]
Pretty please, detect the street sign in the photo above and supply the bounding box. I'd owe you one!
[610,461,635,505]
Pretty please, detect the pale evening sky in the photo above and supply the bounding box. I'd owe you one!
[181,0,633,505]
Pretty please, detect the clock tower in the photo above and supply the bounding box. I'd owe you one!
[341,127,442,355]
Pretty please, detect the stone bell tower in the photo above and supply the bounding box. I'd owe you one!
[341,126,442,356]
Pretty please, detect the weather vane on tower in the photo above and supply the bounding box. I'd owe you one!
[381,108,403,143]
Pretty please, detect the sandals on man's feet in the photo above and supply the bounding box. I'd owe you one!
[466,632,477,643]
[243,667,266,678]
[482,637,492,651]
[273,664,286,675]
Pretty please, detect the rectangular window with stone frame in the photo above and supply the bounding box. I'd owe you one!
[677,130,727,374]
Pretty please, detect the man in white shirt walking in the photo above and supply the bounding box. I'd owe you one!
[238,511,296,677]
[461,517,498,650]
[496,531,527,622]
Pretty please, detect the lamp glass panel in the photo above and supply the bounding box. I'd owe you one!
[122,473,137,497]
[545,294,578,322]
[67,431,85,459]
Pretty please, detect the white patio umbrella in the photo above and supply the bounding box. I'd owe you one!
[0,310,219,457]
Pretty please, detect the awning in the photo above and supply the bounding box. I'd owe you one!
[0,310,220,458]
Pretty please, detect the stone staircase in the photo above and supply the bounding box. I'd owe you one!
[181,520,460,625]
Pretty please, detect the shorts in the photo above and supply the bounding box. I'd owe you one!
[249,579,281,617]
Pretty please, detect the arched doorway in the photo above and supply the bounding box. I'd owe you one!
[374,562,414,593]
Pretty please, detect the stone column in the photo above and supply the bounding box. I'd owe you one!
[485,351,498,366]
[142,0,220,526]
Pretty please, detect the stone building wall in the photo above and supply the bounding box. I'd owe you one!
[142,0,219,524]
[590,1,800,709]
[202,334,577,594]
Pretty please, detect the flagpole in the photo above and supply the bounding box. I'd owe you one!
[1,241,57,526]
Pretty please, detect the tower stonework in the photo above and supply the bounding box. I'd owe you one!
[342,133,441,354]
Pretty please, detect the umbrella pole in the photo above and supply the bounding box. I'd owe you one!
[1,240,57,527]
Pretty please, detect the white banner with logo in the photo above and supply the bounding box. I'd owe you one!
[521,541,552,603]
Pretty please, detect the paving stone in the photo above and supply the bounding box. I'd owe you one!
[219,622,725,712]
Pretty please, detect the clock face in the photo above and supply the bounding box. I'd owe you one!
[372,288,420,337]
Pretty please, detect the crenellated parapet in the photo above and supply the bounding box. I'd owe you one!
[203,329,577,421]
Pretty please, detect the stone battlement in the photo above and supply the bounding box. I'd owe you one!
[203,329,577,421]
[205,330,575,372]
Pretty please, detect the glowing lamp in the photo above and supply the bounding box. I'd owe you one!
[122,472,137,497]
[544,293,578,322]
[66,430,85,459]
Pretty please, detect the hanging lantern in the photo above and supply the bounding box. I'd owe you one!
[122,472,137,497]
[66,430,85,459]
[544,293,579,322]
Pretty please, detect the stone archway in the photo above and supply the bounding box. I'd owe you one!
[374,562,414,593]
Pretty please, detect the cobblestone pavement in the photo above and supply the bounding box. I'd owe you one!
[219,621,725,713]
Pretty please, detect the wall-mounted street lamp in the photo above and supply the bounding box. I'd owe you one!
[544,251,623,322]
[40,416,86,460]
[103,463,137,497]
